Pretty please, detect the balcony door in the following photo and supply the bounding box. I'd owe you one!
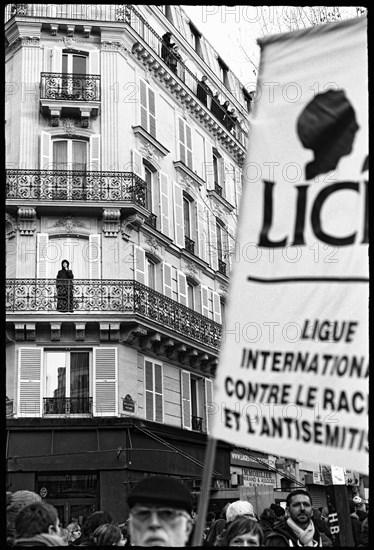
[44,351,90,414]
[46,237,90,280]
[62,53,87,75]
[53,139,87,198]
[61,52,87,99]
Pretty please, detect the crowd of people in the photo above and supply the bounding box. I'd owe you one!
[161,32,243,137]
[6,478,369,547]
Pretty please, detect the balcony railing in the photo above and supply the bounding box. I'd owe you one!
[6,170,147,205]
[40,73,101,102]
[6,279,221,349]
[184,236,195,255]
[218,259,227,276]
[191,415,203,432]
[43,397,93,415]
[6,4,247,148]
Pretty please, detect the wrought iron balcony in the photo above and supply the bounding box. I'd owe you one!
[184,236,195,255]
[218,259,227,276]
[144,213,157,229]
[6,280,221,349]
[43,397,93,415]
[40,73,101,102]
[191,415,203,432]
[6,170,147,206]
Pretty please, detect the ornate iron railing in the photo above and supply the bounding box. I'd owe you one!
[6,279,221,349]
[191,415,203,432]
[218,259,227,276]
[43,397,93,415]
[184,236,195,255]
[6,170,147,205]
[40,73,101,102]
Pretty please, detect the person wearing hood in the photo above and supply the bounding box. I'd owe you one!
[56,259,74,312]
[265,489,323,546]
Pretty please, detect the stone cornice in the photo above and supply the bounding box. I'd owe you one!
[132,125,170,158]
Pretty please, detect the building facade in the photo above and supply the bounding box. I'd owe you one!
[5,4,250,525]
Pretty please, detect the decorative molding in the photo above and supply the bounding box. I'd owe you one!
[102,209,121,237]
[53,217,87,231]
[63,36,82,49]
[6,214,17,239]
[7,36,40,53]
[61,117,79,136]
[110,323,120,342]
[17,208,36,236]
[132,125,170,158]
[208,189,235,213]
[50,323,61,341]
[101,41,129,57]
[66,25,75,38]
[145,236,159,251]
[184,260,200,277]
[75,323,86,341]
[99,323,110,342]
[121,213,145,239]
[15,324,25,341]
[25,323,36,341]
[83,26,92,38]
[49,23,58,36]
[173,161,205,188]
[122,325,147,345]
[179,174,200,198]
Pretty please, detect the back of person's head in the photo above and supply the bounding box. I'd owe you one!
[222,517,264,547]
[81,511,113,540]
[286,489,312,508]
[226,500,256,523]
[7,491,43,541]
[260,507,277,524]
[93,523,122,546]
[14,501,59,538]
[206,511,216,524]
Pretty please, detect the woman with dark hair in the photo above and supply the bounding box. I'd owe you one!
[217,517,265,547]
[56,259,74,312]
[93,524,125,546]
[258,508,277,539]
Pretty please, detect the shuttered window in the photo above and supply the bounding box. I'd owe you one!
[93,347,118,416]
[140,79,156,137]
[18,348,43,417]
[201,286,222,322]
[178,118,193,169]
[144,359,163,422]
[181,370,191,429]
[205,378,214,434]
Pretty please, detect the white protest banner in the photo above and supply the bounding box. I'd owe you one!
[211,16,368,474]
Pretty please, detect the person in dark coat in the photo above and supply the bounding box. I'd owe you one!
[196,75,212,107]
[12,501,66,547]
[258,508,277,540]
[204,503,230,546]
[210,92,225,123]
[161,32,174,67]
[349,499,362,546]
[265,490,323,546]
[56,259,74,312]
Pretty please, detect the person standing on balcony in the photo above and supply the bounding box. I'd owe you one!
[56,259,74,313]
[161,31,174,68]
[197,75,212,107]
[211,92,225,124]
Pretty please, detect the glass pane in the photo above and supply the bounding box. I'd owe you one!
[183,198,190,237]
[70,352,89,409]
[62,54,68,74]
[72,141,87,171]
[53,141,68,170]
[45,352,66,398]
[73,55,86,75]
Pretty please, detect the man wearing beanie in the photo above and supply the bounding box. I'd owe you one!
[127,476,194,547]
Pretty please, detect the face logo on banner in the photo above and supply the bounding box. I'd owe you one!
[297,90,359,180]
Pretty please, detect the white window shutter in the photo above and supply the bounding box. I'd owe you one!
[213,291,222,324]
[36,233,49,278]
[140,80,148,131]
[89,234,101,279]
[159,172,171,237]
[178,271,188,306]
[162,262,173,298]
[40,132,52,170]
[89,135,100,171]
[205,377,213,434]
[93,347,118,416]
[132,149,144,178]
[52,47,62,73]
[208,212,219,271]
[225,162,236,206]
[196,201,208,262]
[205,142,215,190]
[227,220,236,272]
[145,360,154,421]
[181,370,191,429]
[173,183,185,248]
[186,124,193,169]
[148,88,156,138]
[201,285,209,318]
[89,50,100,74]
[133,244,146,285]
[178,118,186,164]
[154,362,163,422]
[18,348,43,418]
[44,47,53,72]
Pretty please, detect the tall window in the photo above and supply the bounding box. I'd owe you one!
[44,351,90,414]
[147,258,156,290]
[140,80,156,137]
[178,118,193,169]
[187,282,194,309]
[53,139,87,171]
[216,222,224,262]
[189,23,203,58]
[62,52,87,75]
[144,360,163,422]
[144,165,153,211]
[218,58,229,88]
[183,196,191,238]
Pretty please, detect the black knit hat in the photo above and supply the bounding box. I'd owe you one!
[127,477,193,513]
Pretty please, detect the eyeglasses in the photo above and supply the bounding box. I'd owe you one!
[130,507,190,522]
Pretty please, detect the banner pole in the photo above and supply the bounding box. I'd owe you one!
[192,436,217,547]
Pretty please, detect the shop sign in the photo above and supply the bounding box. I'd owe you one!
[243,468,276,487]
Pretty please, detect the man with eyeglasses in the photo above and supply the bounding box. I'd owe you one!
[127,476,194,547]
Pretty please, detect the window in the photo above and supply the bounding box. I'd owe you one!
[187,282,195,309]
[44,351,90,414]
[201,286,222,323]
[189,23,203,58]
[62,51,87,75]
[53,139,87,171]
[144,165,153,211]
[144,359,163,422]
[212,149,223,195]
[178,118,193,169]
[147,258,156,290]
[183,196,191,238]
[140,79,156,137]
[181,371,213,432]
[218,58,229,88]
[182,193,196,253]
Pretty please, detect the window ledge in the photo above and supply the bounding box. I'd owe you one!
[132,125,170,157]
[173,161,205,188]
[207,189,235,212]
